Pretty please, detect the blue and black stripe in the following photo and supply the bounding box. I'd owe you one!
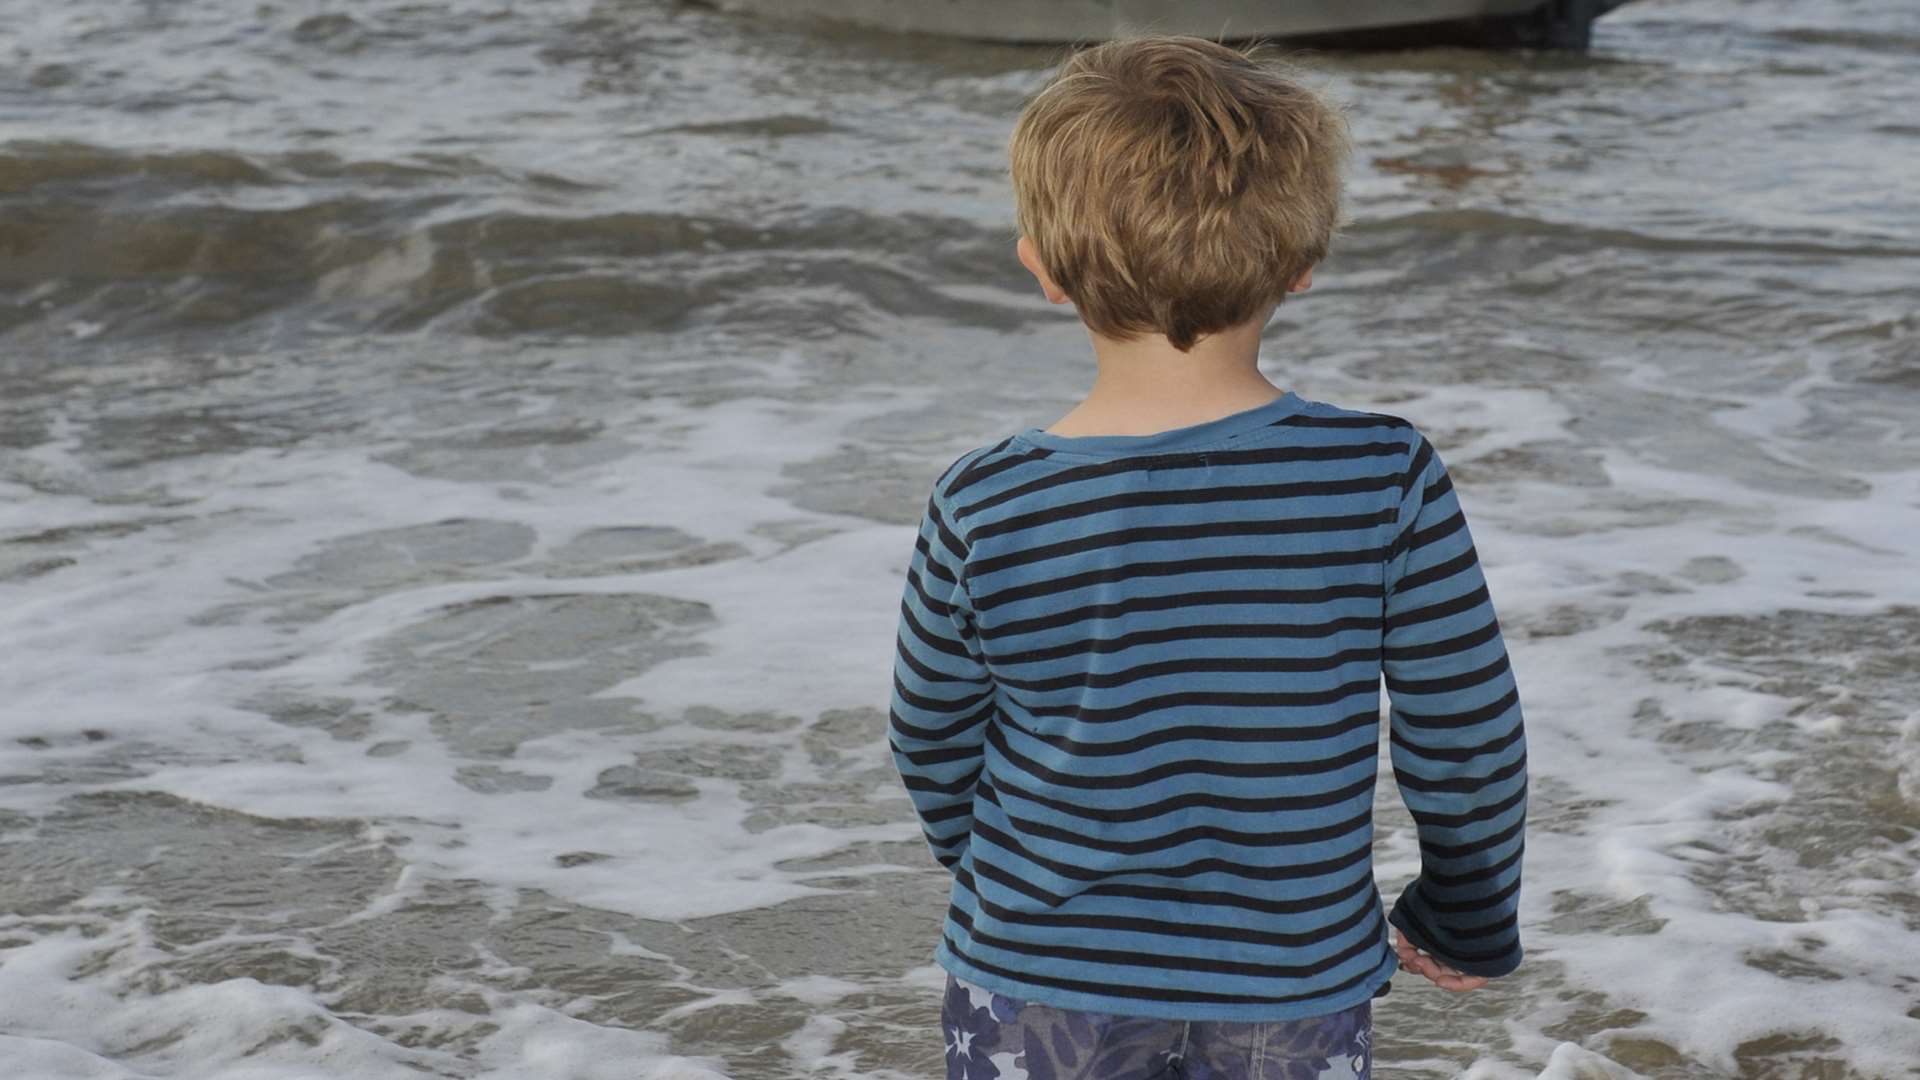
[889,390,1527,1022]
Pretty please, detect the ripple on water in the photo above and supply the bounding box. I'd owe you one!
[369,592,711,758]
[1636,607,1920,926]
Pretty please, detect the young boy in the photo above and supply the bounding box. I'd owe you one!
[888,34,1527,1080]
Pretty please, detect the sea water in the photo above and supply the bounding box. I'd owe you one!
[0,0,1917,1076]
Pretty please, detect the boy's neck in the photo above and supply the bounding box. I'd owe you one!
[1045,310,1288,437]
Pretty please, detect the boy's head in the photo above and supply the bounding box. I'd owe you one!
[1008,35,1350,352]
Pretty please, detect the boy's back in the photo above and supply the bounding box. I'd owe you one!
[891,390,1528,1022]
[886,34,1527,1028]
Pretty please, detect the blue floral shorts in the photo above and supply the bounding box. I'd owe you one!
[941,973,1372,1080]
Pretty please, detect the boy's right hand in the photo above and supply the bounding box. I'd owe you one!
[1392,928,1491,993]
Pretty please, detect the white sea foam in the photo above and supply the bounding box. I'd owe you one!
[4,325,1916,1075]
[4,0,1920,1076]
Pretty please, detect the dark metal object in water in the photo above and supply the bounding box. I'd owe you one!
[703,0,1635,50]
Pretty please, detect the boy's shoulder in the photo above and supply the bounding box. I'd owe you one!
[1285,396,1433,488]
[1287,395,1424,437]
[931,397,1429,503]
[929,439,1014,507]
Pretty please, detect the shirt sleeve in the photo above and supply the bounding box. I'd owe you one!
[1381,432,1529,978]
[888,482,994,873]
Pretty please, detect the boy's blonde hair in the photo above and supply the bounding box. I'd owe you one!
[1008,35,1350,352]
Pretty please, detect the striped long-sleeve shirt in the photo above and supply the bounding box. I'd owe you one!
[887,389,1527,1022]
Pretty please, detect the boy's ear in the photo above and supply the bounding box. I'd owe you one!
[1016,235,1071,305]
[1288,265,1315,294]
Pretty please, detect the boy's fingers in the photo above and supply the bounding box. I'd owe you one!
[1437,969,1487,990]
[1391,930,1488,989]
[1393,948,1488,990]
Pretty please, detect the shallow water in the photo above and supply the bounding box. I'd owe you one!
[2,0,1918,1077]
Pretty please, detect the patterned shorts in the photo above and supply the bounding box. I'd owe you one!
[941,973,1373,1080]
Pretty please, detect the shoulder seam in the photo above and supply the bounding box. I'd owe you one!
[934,438,1015,550]
[1397,430,1431,503]
[1385,430,1433,595]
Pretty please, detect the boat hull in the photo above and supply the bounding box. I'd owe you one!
[708,0,1553,44]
